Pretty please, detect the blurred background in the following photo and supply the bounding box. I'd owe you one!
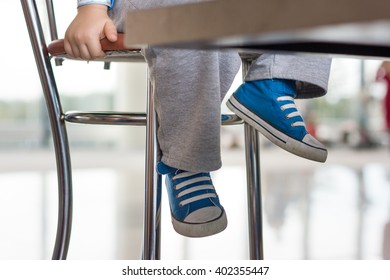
[0,0,389,260]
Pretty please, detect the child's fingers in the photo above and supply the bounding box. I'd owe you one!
[64,39,81,59]
[65,38,105,60]
[103,20,118,42]
[78,44,93,60]
[87,39,106,59]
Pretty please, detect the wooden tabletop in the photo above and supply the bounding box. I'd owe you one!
[124,0,390,58]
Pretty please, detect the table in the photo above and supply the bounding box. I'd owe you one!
[124,0,390,58]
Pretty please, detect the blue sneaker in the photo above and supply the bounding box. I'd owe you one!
[157,162,227,237]
[227,79,327,162]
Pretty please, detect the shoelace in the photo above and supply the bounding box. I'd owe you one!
[172,171,216,207]
[277,96,306,127]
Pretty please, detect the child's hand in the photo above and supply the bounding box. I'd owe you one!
[64,4,117,60]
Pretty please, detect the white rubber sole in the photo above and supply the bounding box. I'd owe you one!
[227,95,327,162]
[171,210,228,238]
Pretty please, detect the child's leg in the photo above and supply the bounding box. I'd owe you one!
[144,47,240,237]
[227,54,331,162]
[110,0,241,237]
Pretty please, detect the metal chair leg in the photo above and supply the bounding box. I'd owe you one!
[241,57,264,260]
[21,0,73,260]
[244,124,264,259]
[143,80,162,260]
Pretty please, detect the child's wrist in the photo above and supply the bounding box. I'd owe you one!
[77,0,115,10]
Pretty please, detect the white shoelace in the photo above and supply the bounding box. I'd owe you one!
[277,96,306,127]
[172,172,216,207]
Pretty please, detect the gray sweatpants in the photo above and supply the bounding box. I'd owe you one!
[110,0,332,172]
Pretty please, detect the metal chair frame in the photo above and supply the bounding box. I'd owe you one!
[21,0,264,260]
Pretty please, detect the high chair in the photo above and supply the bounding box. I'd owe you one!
[21,0,264,260]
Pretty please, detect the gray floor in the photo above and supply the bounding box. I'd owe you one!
[0,144,388,260]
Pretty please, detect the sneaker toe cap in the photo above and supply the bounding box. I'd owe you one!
[184,206,222,223]
[302,134,326,149]
[302,134,328,162]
